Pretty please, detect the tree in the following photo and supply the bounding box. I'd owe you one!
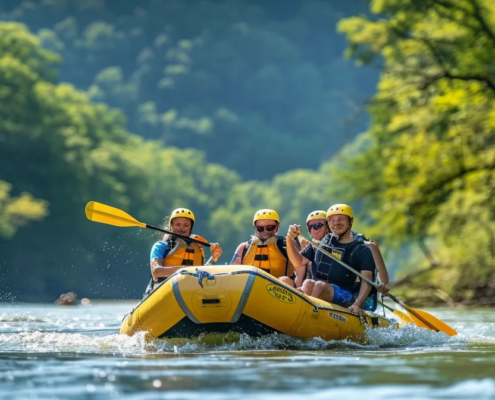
[0,181,48,239]
[330,0,495,304]
[1,0,378,179]
[0,22,242,301]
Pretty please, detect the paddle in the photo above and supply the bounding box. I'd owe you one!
[311,241,458,336]
[85,201,210,247]
[378,300,414,324]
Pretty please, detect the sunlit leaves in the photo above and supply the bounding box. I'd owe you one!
[332,0,495,301]
[0,181,48,239]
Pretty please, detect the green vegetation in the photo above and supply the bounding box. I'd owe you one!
[0,21,333,301]
[330,0,495,305]
[0,22,240,300]
[0,181,48,239]
[1,0,376,179]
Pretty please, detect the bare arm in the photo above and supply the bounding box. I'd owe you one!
[230,242,247,265]
[352,270,373,307]
[299,236,311,250]
[366,241,390,291]
[150,258,184,280]
[209,243,223,263]
[286,225,310,287]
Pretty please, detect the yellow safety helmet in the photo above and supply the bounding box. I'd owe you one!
[306,210,327,224]
[326,204,354,226]
[169,208,195,230]
[253,209,280,225]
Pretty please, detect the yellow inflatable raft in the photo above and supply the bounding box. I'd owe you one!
[120,265,396,343]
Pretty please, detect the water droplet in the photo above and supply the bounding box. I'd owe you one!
[86,384,96,393]
[153,379,162,388]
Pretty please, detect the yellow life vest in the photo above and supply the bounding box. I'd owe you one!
[241,236,293,278]
[162,235,205,267]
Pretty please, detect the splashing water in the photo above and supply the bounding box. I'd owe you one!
[0,302,494,400]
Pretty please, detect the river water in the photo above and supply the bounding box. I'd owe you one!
[1,301,494,399]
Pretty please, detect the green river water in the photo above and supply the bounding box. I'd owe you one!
[0,302,494,399]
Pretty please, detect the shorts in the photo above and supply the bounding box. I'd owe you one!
[330,284,353,307]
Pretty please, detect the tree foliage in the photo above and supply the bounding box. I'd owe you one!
[0,22,243,300]
[0,21,329,301]
[1,0,377,179]
[331,0,495,304]
[0,180,48,239]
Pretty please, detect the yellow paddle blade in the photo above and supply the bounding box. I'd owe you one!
[402,305,458,336]
[393,309,415,325]
[85,201,146,228]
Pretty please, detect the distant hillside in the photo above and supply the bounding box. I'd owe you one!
[0,0,378,179]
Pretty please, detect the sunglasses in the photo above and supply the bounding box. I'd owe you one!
[256,225,277,232]
[307,222,325,231]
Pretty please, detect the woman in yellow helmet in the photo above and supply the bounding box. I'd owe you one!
[147,208,222,293]
[283,210,329,288]
[231,209,297,281]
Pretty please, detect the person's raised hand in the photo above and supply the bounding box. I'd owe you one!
[287,224,301,238]
[210,243,223,262]
[378,282,390,295]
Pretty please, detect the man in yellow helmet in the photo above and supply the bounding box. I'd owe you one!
[284,210,329,288]
[287,204,375,315]
[147,208,222,293]
[298,210,329,250]
[231,209,296,280]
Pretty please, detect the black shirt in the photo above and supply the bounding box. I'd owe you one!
[300,240,375,292]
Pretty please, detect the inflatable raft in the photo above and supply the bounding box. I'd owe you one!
[120,265,396,343]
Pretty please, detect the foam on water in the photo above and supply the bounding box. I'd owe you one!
[0,331,150,355]
[1,323,494,357]
[1,303,494,357]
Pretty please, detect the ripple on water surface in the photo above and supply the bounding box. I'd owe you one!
[0,303,495,400]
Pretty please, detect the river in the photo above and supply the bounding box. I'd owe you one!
[1,301,494,399]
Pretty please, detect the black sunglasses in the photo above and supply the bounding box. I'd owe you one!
[256,225,277,232]
[307,222,325,231]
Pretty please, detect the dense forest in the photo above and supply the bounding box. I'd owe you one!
[0,0,377,178]
[1,0,494,305]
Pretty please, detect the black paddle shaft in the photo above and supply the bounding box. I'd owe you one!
[145,224,211,247]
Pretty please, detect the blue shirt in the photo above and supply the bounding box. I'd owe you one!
[150,241,170,261]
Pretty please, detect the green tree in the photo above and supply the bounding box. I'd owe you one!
[0,181,48,239]
[0,22,241,301]
[331,0,495,304]
[1,0,378,179]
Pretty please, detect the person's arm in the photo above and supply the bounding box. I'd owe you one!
[349,270,373,314]
[286,225,310,287]
[299,236,311,250]
[151,262,185,279]
[366,241,389,293]
[209,243,223,263]
[149,241,184,279]
[230,242,247,265]
[348,247,375,315]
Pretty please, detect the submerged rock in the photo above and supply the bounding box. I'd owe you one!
[56,292,77,306]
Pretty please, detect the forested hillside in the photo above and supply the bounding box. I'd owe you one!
[0,21,338,301]
[332,0,495,306]
[0,0,376,178]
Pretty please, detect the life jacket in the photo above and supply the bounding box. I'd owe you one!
[312,233,365,283]
[314,232,378,311]
[162,235,206,267]
[241,235,294,278]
